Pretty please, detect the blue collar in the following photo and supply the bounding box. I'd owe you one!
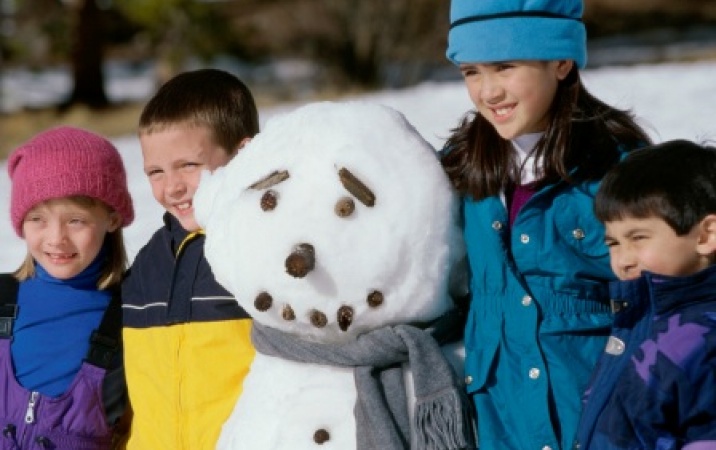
[609,265,716,318]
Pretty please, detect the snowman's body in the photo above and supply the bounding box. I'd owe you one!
[195,102,468,450]
[218,343,466,449]
[219,356,357,449]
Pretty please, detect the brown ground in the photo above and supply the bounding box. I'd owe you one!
[0,86,362,160]
[1,102,144,160]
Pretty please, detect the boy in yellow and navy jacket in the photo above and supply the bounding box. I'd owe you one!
[121,68,259,450]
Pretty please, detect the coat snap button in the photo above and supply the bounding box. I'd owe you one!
[605,336,626,355]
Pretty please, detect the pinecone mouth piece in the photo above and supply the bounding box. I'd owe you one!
[285,243,316,278]
[337,305,354,332]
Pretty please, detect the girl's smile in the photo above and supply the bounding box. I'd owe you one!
[22,198,120,280]
[460,60,572,140]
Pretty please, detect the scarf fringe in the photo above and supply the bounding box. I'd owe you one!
[413,388,476,450]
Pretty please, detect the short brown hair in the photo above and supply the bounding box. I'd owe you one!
[138,68,259,153]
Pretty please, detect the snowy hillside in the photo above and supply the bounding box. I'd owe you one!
[1,60,715,271]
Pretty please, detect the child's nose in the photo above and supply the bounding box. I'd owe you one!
[47,223,68,244]
[165,172,187,196]
[613,250,638,279]
[480,74,502,103]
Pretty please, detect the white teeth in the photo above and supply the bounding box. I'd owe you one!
[176,202,191,211]
[495,107,512,116]
[49,253,73,259]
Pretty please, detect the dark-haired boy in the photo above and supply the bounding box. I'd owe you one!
[576,139,716,449]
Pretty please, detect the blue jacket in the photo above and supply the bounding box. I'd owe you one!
[575,266,716,449]
[463,177,615,450]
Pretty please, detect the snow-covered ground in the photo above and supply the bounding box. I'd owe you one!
[2,60,716,271]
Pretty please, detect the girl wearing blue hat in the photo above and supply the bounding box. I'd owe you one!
[442,0,652,449]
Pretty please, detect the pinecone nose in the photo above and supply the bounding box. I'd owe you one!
[285,243,315,278]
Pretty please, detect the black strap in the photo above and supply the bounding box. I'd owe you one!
[0,274,19,339]
[85,286,122,369]
[0,273,121,366]
[450,10,582,29]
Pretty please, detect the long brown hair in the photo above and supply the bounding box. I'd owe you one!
[441,66,652,201]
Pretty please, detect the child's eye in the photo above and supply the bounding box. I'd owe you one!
[181,162,200,171]
[495,63,513,72]
[461,69,475,78]
[459,66,479,78]
[146,169,162,178]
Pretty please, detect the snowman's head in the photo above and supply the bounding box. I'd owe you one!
[195,101,463,343]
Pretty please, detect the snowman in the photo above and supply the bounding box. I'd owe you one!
[194,101,474,450]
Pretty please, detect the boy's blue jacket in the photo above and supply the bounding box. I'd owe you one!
[462,177,615,450]
[575,265,716,449]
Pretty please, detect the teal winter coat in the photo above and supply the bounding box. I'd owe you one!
[463,177,616,450]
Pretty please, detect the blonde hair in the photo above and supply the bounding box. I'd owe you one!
[13,196,128,290]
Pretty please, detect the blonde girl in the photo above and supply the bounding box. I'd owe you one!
[1,126,133,449]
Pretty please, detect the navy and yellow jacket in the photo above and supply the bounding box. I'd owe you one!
[122,213,254,450]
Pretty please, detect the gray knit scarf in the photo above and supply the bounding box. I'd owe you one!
[251,309,476,450]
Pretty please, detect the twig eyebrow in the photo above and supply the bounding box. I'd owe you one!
[338,167,375,207]
[249,170,290,190]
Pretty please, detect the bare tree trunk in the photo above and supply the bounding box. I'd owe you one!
[311,0,447,88]
[63,0,108,109]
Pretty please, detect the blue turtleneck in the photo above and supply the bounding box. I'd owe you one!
[10,250,112,397]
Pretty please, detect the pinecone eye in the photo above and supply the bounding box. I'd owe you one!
[260,190,279,211]
[335,197,355,217]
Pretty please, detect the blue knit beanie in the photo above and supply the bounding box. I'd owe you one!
[447,0,587,68]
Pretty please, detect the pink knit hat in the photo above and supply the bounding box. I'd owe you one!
[8,126,134,236]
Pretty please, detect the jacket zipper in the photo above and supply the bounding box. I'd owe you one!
[25,391,39,424]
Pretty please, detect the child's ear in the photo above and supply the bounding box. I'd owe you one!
[696,214,716,256]
[555,60,574,80]
[227,138,252,158]
[108,211,122,233]
[235,137,252,154]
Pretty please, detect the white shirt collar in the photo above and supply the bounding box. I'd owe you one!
[511,132,544,184]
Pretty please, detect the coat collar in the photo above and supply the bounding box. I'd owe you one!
[609,264,716,319]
